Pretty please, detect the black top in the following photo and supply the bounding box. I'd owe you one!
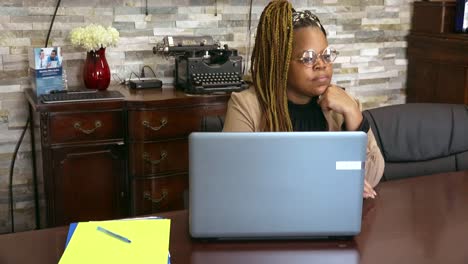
[288,97,327,131]
[288,97,369,132]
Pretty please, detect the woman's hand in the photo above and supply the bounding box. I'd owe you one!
[364,180,377,199]
[317,85,363,131]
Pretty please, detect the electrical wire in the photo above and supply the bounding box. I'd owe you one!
[45,0,62,48]
[141,65,157,78]
[129,71,141,81]
[8,0,61,233]
[9,116,31,233]
[243,0,253,75]
[112,73,125,84]
[145,0,148,16]
[215,0,218,16]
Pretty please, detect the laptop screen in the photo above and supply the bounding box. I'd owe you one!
[189,132,367,239]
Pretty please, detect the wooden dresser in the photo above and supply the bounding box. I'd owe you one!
[25,86,229,227]
[406,1,468,104]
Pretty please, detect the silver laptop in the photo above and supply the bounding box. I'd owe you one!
[189,132,367,239]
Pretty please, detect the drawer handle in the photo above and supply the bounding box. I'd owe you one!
[73,120,102,135]
[143,190,168,204]
[142,118,168,131]
[143,150,168,166]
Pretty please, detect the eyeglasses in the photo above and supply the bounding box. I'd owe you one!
[293,47,339,67]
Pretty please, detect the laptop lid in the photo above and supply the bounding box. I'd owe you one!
[189,132,367,239]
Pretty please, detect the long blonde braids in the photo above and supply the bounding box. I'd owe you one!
[251,0,294,131]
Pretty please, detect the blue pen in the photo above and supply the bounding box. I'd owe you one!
[96,226,131,243]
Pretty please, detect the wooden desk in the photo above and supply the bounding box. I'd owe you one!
[25,86,229,227]
[1,170,467,264]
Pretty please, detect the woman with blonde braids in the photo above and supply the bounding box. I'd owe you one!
[223,0,384,198]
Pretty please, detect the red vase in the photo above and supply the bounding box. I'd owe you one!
[83,47,111,90]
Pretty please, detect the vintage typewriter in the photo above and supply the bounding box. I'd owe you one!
[153,36,248,94]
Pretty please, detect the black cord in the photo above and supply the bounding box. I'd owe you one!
[9,116,31,233]
[215,0,217,16]
[129,71,141,81]
[112,73,125,84]
[45,0,61,48]
[244,0,253,75]
[141,65,157,78]
[10,0,63,233]
[145,0,148,16]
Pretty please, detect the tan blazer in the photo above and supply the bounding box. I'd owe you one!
[223,88,385,187]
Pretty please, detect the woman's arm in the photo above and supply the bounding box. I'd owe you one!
[365,128,385,187]
[222,90,256,132]
[319,85,385,193]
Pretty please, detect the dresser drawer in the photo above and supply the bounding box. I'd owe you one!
[132,173,188,215]
[48,110,124,145]
[128,108,203,140]
[130,139,188,177]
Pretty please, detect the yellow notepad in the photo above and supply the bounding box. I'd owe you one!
[59,219,171,264]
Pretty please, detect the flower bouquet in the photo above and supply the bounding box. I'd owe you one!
[69,24,120,90]
[69,24,119,51]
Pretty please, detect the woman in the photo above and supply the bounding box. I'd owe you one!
[223,0,384,198]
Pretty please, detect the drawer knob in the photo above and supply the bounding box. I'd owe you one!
[142,150,168,166]
[73,120,102,135]
[142,118,168,131]
[143,190,168,205]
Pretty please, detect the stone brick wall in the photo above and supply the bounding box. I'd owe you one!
[0,0,413,233]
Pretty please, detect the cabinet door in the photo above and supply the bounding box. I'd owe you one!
[50,144,128,226]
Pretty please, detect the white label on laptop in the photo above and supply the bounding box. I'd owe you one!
[336,161,363,170]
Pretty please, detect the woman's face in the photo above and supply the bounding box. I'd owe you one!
[287,27,333,104]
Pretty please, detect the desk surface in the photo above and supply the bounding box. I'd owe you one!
[25,86,230,112]
[1,170,467,264]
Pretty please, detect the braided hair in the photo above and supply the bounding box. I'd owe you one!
[251,1,326,131]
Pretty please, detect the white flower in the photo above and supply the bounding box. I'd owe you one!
[69,24,120,51]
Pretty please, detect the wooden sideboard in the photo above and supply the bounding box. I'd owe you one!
[406,1,468,104]
[25,86,229,227]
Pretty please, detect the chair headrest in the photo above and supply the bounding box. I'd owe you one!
[364,103,468,162]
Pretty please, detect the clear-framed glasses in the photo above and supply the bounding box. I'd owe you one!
[294,47,339,67]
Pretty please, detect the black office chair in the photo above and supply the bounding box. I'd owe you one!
[201,104,468,181]
[363,103,468,181]
[200,115,225,132]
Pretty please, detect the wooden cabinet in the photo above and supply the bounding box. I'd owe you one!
[126,95,228,216]
[26,98,129,227]
[407,1,468,104]
[26,87,229,227]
